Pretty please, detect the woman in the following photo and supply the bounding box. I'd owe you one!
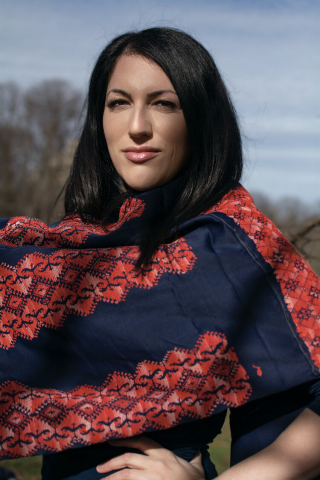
[0,28,319,480]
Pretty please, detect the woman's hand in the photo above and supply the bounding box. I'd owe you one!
[96,435,205,480]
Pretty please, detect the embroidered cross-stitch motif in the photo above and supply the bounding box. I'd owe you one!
[0,198,145,248]
[0,331,252,459]
[205,186,320,371]
[0,238,196,350]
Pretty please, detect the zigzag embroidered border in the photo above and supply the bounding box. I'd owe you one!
[0,198,145,248]
[205,186,320,371]
[0,238,196,350]
[0,331,252,459]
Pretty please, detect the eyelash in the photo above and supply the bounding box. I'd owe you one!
[106,99,128,109]
[106,99,177,110]
[155,100,177,109]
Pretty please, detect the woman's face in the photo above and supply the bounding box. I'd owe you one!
[103,55,189,191]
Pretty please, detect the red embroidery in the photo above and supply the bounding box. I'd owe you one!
[0,198,145,248]
[205,186,320,371]
[0,239,196,350]
[0,331,252,459]
[252,365,263,376]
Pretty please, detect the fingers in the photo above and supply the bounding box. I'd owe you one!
[97,435,206,480]
[97,451,154,473]
[108,435,177,459]
[190,451,203,468]
[99,469,144,480]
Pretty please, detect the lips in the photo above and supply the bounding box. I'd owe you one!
[122,147,160,162]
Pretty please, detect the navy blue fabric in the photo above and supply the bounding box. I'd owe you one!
[230,379,320,478]
[308,378,320,415]
[42,413,226,479]
[42,446,217,480]
[0,180,319,473]
[42,379,320,478]
[0,218,10,231]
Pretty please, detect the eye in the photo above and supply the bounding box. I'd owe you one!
[106,99,129,110]
[153,100,178,110]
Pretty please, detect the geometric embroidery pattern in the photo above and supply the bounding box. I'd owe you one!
[0,197,196,349]
[205,185,320,372]
[0,331,252,459]
[0,238,196,350]
[0,198,145,248]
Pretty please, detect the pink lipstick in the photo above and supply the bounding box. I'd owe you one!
[122,146,160,162]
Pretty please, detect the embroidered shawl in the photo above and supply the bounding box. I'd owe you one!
[0,183,319,460]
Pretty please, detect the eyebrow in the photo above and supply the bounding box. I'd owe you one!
[106,88,178,99]
[147,90,178,98]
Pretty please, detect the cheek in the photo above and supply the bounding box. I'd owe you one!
[160,117,189,151]
[102,114,110,145]
[103,113,121,149]
[172,123,189,160]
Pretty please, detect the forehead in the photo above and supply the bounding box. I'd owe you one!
[107,55,175,93]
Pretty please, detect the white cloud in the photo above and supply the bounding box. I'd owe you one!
[0,0,319,203]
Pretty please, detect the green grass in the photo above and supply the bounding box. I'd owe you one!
[208,413,231,474]
[0,417,231,479]
[0,456,42,480]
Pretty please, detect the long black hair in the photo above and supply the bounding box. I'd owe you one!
[64,27,243,269]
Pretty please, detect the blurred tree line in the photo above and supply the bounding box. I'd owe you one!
[0,80,319,275]
[0,79,319,479]
[252,192,320,275]
[0,80,83,222]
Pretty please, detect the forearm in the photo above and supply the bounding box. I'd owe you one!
[218,408,320,480]
[96,409,320,480]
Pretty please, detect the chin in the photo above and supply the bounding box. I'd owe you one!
[124,177,167,192]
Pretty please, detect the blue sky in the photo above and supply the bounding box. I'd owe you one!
[1,0,319,205]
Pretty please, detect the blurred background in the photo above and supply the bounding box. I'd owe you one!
[0,0,319,477]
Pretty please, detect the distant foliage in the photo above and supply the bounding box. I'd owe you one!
[0,80,83,223]
[0,81,319,478]
[0,80,318,274]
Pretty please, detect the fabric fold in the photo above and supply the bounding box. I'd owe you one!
[0,183,319,460]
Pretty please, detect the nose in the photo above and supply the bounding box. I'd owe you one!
[128,105,152,140]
